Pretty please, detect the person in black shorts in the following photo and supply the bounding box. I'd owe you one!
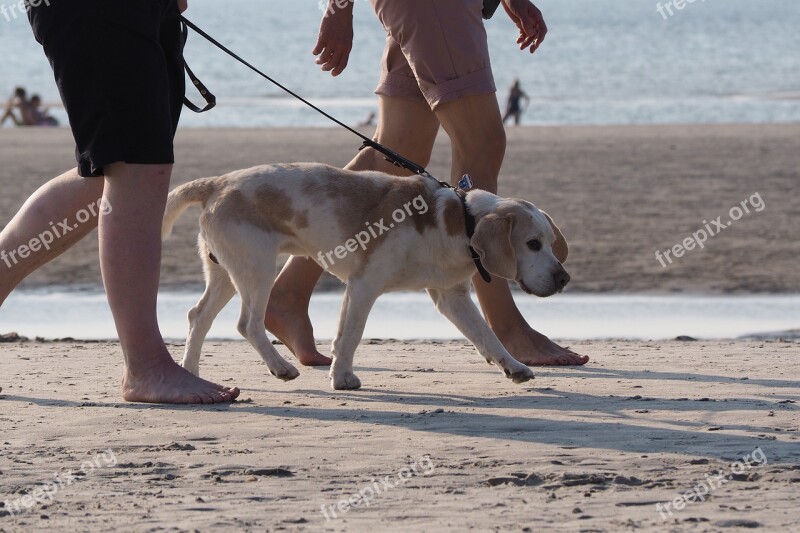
[0,0,239,404]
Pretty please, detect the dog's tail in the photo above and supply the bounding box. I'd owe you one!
[162,177,220,240]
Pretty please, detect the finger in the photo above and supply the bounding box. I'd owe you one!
[331,50,351,77]
[320,50,341,73]
[331,51,347,77]
[519,36,535,51]
[315,47,333,65]
[312,39,326,56]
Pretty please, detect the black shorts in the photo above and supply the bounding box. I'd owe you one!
[28,0,185,177]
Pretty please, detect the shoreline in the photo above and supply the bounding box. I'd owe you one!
[3,292,799,342]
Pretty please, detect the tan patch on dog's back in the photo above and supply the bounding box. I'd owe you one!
[207,182,308,237]
[302,168,439,238]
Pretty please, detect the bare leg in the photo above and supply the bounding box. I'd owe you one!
[101,163,239,403]
[435,94,588,366]
[265,96,440,366]
[0,168,103,305]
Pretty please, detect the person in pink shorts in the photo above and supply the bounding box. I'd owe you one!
[265,0,589,368]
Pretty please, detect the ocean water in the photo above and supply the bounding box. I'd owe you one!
[1,0,798,127]
[2,291,798,341]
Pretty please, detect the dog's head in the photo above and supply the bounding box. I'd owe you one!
[470,199,570,297]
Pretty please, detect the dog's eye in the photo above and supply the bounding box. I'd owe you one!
[527,239,542,252]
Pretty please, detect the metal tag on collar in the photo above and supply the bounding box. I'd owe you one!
[457,174,474,191]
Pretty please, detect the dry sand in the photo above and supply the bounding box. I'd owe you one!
[0,338,799,531]
[1,123,798,293]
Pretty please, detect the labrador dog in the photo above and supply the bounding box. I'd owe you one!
[162,163,570,390]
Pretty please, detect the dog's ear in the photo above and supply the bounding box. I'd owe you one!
[540,210,568,263]
[470,214,517,280]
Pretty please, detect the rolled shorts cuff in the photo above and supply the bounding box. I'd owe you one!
[376,66,497,109]
[375,72,427,102]
[423,67,497,109]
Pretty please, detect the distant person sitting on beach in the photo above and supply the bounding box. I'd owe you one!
[502,79,529,126]
[27,94,59,127]
[1,88,59,127]
[1,87,32,126]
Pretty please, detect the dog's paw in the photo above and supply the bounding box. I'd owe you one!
[331,372,361,390]
[268,360,300,382]
[504,364,535,384]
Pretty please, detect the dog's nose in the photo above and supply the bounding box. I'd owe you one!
[553,269,570,289]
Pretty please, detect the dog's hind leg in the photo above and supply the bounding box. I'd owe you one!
[182,242,237,376]
[330,281,380,390]
[427,284,535,384]
[221,240,300,382]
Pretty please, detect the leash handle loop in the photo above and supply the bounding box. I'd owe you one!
[181,20,217,113]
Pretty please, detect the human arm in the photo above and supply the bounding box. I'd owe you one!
[1,109,20,126]
[312,0,355,77]
[501,0,547,54]
[178,0,188,13]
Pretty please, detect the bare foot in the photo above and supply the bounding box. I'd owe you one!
[264,301,332,367]
[122,359,240,404]
[497,326,589,366]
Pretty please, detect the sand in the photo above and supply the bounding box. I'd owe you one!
[0,338,798,531]
[1,123,799,293]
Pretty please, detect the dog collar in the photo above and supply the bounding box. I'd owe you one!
[455,186,492,284]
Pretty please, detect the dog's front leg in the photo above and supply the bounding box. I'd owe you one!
[427,284,534,384]
[330,281,380,390]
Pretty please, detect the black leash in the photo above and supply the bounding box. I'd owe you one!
[179,16,491,283]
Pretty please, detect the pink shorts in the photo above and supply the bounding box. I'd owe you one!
[371,0,497,109]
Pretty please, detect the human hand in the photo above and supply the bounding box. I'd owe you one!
[502,0,547,54]
[178,0,188,13]
[312,1,354,77]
